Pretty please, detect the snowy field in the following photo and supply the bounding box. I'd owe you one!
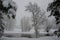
[1,36,60,40]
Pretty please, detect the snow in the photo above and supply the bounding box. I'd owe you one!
[2,0,10,7]
[38,29,46,32]
[10,1,17,8]
[13,28,22,32]
[39,32,47,34]
[4,31,34,35]
[4,31,20,33]
[2,0,17,10]
[2,0,12,7]
[4,29,34,37]
[49,29,58,33]
[4,29,59,38]
[4,29,58,35]
[1,36,60,40]
[8,8,16,15]
[30,27,35,33]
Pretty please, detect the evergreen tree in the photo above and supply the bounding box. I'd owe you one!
[0,0,17,37]
[47,0,60,32]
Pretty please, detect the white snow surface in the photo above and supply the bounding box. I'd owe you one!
[2,0,11,7]
[2,0,17,9]
[1,36,60,40]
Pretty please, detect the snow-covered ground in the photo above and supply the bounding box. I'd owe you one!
[1,36,60,40]
[4,29,58,38]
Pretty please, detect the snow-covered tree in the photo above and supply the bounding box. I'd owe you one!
[25,2,47,38]
[47,0,60,31]
[21,17,32,32]
[0,0,17,37]
[3,8,16,31]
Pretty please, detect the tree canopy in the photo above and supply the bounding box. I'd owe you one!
[47,0,60,24]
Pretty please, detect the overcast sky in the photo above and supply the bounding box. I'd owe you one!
[13,0,53,27]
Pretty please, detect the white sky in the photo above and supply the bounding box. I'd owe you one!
[13,0,53,27]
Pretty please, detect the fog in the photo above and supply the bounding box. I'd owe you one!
[13,0,53,28]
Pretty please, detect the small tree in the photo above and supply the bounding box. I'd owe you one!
[25,2,47,38]
[21,17,31,32]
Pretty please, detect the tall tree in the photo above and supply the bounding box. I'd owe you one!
[47,0,60,31]
[25,2,47,38]
[0,0,17,37]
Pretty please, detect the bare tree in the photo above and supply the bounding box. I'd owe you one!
[25,2,47,38]
[21,17,32,32]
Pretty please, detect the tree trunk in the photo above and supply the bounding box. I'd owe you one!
[35,27,39,38]
[32,12,38,38]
